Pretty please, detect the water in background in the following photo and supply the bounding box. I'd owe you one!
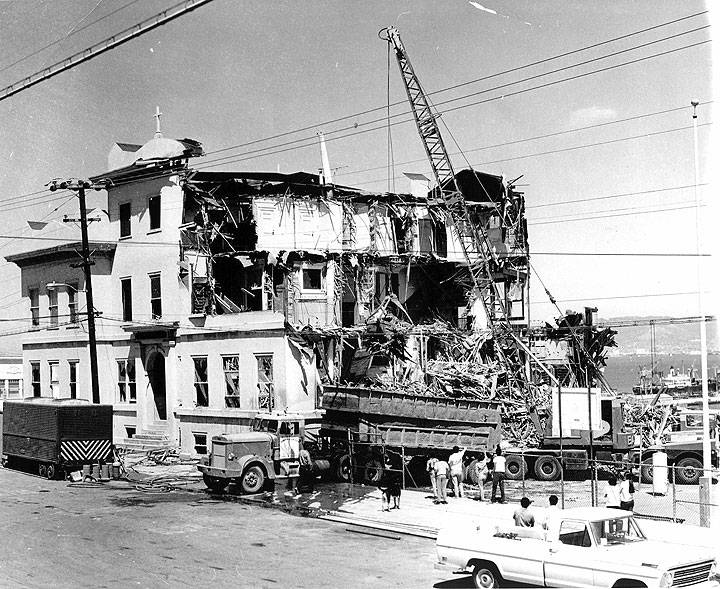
[604,353,720,393]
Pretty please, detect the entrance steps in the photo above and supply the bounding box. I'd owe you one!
[117,421,175,452]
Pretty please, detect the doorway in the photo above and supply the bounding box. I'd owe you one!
[147,350,167,420]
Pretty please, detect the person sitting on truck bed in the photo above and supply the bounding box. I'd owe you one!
[448,445,467,498]
[513,497,536,527]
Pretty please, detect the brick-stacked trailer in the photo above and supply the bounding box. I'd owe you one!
[1,399,113,479]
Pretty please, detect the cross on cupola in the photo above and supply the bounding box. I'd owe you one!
[153,105,163,138]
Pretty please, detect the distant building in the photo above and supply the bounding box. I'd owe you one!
[0,356,22,401]
[7,123,528,456]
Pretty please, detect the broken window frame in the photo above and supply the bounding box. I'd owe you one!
[193,356,209,407]
[149,272,162,319]
[222,355,241,408]
[119,202,132,238]
[255,353,274,412]
[30,362,40,397]
[148,194,161,232]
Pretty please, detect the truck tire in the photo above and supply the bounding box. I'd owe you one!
[674,457,702,485]
[504,455,527,481]
[45,464,56,480]
[38,464,47,478]
[465,459,479,484]
[203,474,229,493]
[240,465,266,494]
[472,563,503,588]
[640,457,653,484]
[534,456,561,481]
[333,454,351,482]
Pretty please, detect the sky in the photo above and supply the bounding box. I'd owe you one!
[0,0,716,354]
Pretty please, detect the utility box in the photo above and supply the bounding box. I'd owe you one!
[1,398,113,479]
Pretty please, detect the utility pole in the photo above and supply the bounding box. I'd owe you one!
[690,100,711,527]
[48,178,105,404]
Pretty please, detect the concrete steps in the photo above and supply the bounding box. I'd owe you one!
[117,421,174,452]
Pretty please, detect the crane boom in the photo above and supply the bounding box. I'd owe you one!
[380,26,532,394]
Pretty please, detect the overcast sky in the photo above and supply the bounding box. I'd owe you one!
[0,0,715,352]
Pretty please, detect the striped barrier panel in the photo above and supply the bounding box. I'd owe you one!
[60,439,112,463]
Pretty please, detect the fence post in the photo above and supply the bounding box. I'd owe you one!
[672,466,677,523]
[401,445,406,490]
[347,429,354,486]
[521,450,526,497]
[591,459,597,507]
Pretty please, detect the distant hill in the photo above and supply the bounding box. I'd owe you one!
[603,316,719,355]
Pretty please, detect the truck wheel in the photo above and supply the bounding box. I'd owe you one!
[534,456,561,481]
[38,464,47,478]
[333,454,351,482]
[1,456,8,468]
[465,459,479,484]
[674,457,702,485]
[504,456,527,481]
[240,465,266,494]
[45,464,56,480]
[363,458,384,484]
[640,458,653,484]
[203,474,229,493]
[472,563,502,588]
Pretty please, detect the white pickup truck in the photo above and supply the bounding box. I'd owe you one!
[436,507,718,588]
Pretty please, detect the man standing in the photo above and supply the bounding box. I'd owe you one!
[513,497,535,527]
[473,453,489,501]
[448,445,467,498]
[491,446,506,503]
[433,458,449,504]
[426,457,439,500]
[297,446,313,494]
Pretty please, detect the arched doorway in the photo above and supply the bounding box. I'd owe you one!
[146,350,167,421]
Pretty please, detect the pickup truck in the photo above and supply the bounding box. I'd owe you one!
[436,507,717,588]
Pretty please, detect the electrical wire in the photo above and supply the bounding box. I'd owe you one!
[199,11,709,159]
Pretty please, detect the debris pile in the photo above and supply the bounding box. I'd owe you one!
[622,402,681,447]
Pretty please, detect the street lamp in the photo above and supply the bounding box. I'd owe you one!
[47,177,108,405]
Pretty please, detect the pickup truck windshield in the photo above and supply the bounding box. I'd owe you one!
[589,516,646,546]
[251,418,278,433]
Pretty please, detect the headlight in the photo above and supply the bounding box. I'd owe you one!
[709,562,717,579]
[227,453,236,461]
[659,571,673,588]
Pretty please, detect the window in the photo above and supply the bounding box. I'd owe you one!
[193,356,209,407]
[559,520,592,547]
[148,195,161,231]
[125,426,136,439]
[31,362,40,397]
[149,273,162,319]
[29,288,39,327]
[121,278,132,321]
[117,359,136,403]
[119,202,131,237]
[256,354,274,411]
[68,360,78,399]
[48,289,58,327]
[193,432,208,455]
[48,361,60,397]
[301,267,323,291]
[223,356,240,408]
[68,283,79,324]
[6,378,20,398]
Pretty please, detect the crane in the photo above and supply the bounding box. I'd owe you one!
[379,26,536,393]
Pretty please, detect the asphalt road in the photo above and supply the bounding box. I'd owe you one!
[0,466,462,589]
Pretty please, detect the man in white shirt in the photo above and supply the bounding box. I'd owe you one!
[448,445,467,498]
[491,446,506,503]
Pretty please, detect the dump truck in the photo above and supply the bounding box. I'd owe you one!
[318,384,503,484]
[1,398,113,479]
[503,388,638,481]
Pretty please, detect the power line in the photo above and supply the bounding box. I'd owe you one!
[0,0,143,76]
[195,39,711,172]
[529,291,705,305]
[0,0,218,102]
[199,11,708,160]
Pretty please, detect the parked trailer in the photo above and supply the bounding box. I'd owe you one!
[1,398,113,479]
[319,385,502,484]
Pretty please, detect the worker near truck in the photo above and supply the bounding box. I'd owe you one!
[426,457,439,500]
[448,445,467,498]
[472,452,490,501]
[297,447,313,494]
[490,446,507,504]
[604,475,622,508]
[433,458,450,504]
[619,471,635,512]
